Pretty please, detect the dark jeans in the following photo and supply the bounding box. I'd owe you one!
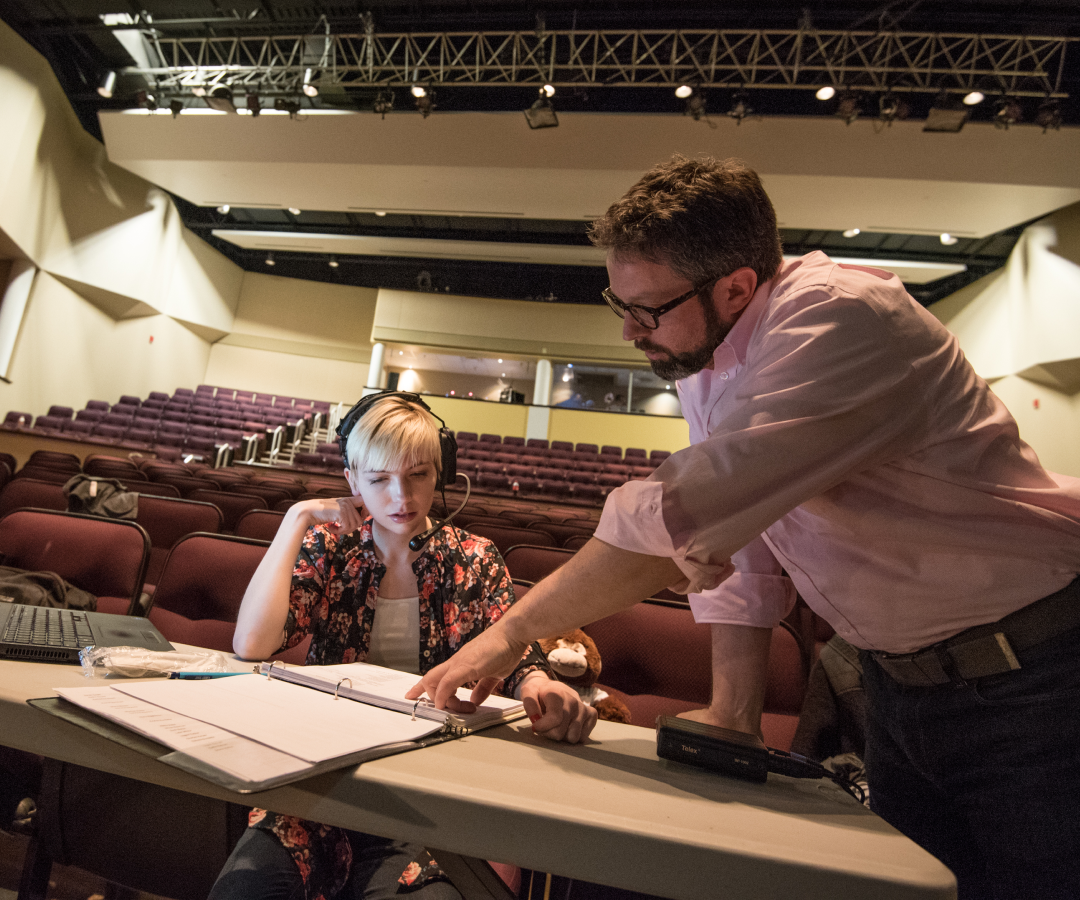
[861,624,1080,900]
[208,827,463,900]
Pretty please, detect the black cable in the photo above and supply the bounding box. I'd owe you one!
[766,748,867,804]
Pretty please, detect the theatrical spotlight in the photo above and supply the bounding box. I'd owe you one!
[815,85,836,101]
[246,93,261,117]
[835,92,861,125]
[206,85,237,114]
[265,252,275,267]
[97,71,116,98]
[995,98,1023,129]
[274,98,302,119]
[675,84,693,99]
[302,68,319,98]
[411,84,427,98]
[524,89,558,129]
[136,90,157,111]
[923,92,967,133]
[415,90,436,118]
[373,91,395,118]
[727,92,751,124]
[1036,100,1062,132]
[328,256,339,268]
[878,93,910,124]
[168,99,184,118]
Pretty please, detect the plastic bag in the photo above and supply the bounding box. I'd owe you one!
[79,645,231,678]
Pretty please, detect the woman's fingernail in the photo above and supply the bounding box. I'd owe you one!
[529,714,541,723]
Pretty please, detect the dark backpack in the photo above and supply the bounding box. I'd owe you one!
[0,565,97,611]
[63,474,138,520]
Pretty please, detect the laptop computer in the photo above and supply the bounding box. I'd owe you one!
[0,602,174,663]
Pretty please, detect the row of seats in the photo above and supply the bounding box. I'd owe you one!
[456,433,672,466]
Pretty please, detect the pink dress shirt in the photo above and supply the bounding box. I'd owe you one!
[595,252,1080,653]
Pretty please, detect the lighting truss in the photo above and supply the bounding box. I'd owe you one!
[128,28,1074,99]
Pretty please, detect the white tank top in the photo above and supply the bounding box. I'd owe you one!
[366,595,420,674]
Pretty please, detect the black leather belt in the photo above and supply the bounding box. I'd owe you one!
[870,576,1080,687]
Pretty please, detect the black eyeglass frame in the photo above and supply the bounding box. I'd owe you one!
[602,279,719,330]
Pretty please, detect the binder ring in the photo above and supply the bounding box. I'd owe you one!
[334,677,352,700]
[265,660,282,680]
[412,699,422,721]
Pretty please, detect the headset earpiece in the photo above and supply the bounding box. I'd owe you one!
[336,391,457,488]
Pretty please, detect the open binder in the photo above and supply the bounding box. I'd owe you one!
[43,662,526,793]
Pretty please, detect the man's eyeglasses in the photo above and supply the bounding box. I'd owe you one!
[602,281,715,331]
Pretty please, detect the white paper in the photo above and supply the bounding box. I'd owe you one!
[113,674,442,763]
[55,686,311,784]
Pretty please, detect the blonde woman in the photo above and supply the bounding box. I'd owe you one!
[212,392,595,900]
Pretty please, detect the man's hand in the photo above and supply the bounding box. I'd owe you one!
[519,674,597,744]
[406,627,529,710]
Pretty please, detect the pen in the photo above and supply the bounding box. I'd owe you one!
[168,671,248,680]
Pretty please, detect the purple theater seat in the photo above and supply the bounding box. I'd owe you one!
[147,391,170,401]
[574,443,599,454]
[92,424,125,441]
[117,395,142,407]
[502,436,525,446]
[2,411,32,430]
[550,440,574,452]
[572,484,604,503]
[85,400,111,411]
[33,415,68,433]
[189,415,216,428]
[456,431,478,442]
[124,428,156,446]
[46,405,75,420]
[624,447,647,460]
[479,433,502,445]
[525,439,549,450]
[135,495,223,586]
[64,420,95,437]
[567,471,596,484]
[188,425,214,439]
[173,388,195,399]
[600,445,623,459]
[133,406,161,421]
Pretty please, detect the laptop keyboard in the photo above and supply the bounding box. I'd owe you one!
[2,605,95,649]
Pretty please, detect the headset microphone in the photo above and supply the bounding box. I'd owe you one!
[408,473,472,552]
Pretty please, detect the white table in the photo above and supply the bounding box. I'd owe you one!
[0,656,956,900]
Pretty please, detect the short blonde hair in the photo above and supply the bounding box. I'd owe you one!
[344,394,442,478]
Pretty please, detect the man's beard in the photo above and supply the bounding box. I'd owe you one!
[635,296,730,381]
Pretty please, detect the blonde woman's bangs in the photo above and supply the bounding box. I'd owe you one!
[345,397,442,476]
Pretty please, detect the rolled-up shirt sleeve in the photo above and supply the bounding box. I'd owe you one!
[688,535,796,627]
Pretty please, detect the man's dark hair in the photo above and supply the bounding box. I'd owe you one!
[589,155,783,286]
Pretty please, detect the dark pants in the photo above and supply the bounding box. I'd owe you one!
[208,827,462,900]
[861,624,1080,900]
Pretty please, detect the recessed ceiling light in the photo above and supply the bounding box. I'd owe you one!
[816,85,836,101]
[497,358,503,363]
[843,228,861,238]
[675,84,693,99]
[666,384,671,390]
[327,256,338,268]
[288,207,301,215]
[265,252,275,266]
[216,204,230,214]
[375,211,387,217]
[940,233,959,245]
[963,91,985,106]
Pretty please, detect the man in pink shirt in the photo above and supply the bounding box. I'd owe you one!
[411,156,1080,898]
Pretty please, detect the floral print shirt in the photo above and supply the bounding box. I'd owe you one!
[250,518,550,900]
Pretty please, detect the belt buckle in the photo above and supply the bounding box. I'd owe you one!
[946,632,1021,681]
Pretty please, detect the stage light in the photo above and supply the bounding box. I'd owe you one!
[168,99,184,118]
[216,204,230,214]
[206,86,237,114]
[995,98,1023,129]
[685,93,707,121]
[274,98,302,119]
[97,71,116,98]
[498,359,503,363]
[411,84,427,98]
[675,84,693,99]
[415,92,435,118]
[288,207,301,215]
[940,233,959,246]
[963,91,985,106]
[302,68,319,98]
[815,85,836,101]
[373,91,394,118]
[375,211,387,217]
[265,252,275,266]
[136,90,157,111]
[727,92,751,124]
[923,92,967,132]
[524,91,558,129]
[541,84,555,98]
[878,93,909,124]
[246,93,261,116]
[1036,100,1062,132]
[328,256,339,268]
[835,92,861,124]
[843,228,861,238]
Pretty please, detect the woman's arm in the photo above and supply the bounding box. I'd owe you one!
[232,496,365,660]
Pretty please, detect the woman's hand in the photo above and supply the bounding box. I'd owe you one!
[293,496,366,536]
[517,673,598,744]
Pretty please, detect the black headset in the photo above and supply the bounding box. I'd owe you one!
[335,391,458,490]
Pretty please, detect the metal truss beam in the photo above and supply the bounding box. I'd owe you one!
[131,28,1075,99]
